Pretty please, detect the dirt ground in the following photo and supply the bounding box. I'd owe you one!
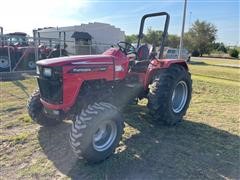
[0,58,239,179]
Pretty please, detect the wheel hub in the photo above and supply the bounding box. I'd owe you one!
[0,56,10,68]
[28,61,36,69]
[93,121,117,152]
[172,81,188,113]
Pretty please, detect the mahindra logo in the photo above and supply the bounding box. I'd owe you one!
[70,66,108,73]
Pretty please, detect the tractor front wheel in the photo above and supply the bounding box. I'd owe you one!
[147,65,192,126]
[70,102,124,163]
[27,90,62,126]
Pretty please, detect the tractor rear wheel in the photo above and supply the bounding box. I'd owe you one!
[69,102,124,163]
[147,65,192,126]
[27,90,62,126]
[22,53,36,70]
[0,56,10,72]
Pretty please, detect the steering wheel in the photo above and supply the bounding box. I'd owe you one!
[117,41,136,55]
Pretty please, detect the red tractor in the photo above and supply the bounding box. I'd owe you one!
[0,30,68,72]
[28,12,192,163]
[0,32,37,71]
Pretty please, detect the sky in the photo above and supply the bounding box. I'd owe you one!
[0,0,239,45]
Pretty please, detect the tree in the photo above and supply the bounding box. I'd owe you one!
[212,42,227,53]
[125,34,138,43]
[125,29,180,49]
[229,49,239,58]
[184,20,217,56]
[183,32,193,51]
[166,34,180,48]
[142,28,162,47]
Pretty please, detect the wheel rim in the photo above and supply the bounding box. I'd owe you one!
[171,81,188,113]
[28,61,36,69]
[93,121,117,152]
[0,56,10,68]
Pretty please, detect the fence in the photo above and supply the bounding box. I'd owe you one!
[0,33,113,73]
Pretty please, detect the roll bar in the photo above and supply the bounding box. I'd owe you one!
[137,12,170,59]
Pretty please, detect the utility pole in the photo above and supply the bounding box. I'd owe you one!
[189,11,192,30]
[178,0,187,59]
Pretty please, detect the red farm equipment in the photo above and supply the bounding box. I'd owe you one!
[27,12,192,163]
[0,29,68,72]
[0,31,37,71]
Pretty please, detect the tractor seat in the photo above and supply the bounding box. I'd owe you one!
[136,44,149,60]
[130,44,150,72]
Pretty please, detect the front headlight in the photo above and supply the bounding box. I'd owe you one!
[43,68,52,77]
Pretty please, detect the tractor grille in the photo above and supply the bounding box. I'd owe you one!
[37,66,63,104]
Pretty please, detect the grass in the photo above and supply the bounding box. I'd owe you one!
[1,132,31,145]
[189,58,240,82]
[0,58,239,179]
[192,57,240,66]
[190,65,240,82]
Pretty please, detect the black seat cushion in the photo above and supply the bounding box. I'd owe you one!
[137,44,149,60]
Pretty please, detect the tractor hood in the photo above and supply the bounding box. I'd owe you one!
[37,55,114,67]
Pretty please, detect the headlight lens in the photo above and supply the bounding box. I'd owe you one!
[43,68,52,77]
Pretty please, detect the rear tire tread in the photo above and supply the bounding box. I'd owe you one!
[147,65,192,126]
